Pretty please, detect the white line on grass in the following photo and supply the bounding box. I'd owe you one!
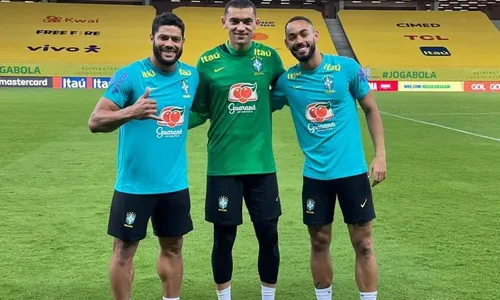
[379,111,500,143]
[397,112,500,116]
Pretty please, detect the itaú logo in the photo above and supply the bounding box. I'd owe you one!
[471,83,500,91]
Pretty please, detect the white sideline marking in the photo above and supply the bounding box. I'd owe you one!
[379,111,500,143]
[398,112,500,116]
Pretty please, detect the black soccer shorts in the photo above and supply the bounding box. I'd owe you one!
[205,172,282,226]
[302,172,375,226]
[107,188,193,242]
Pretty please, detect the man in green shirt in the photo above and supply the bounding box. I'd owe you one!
[188,0,285,299]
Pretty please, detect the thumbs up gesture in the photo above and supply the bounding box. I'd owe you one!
[130,87,162,121]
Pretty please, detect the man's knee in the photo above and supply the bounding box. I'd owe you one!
[308,225,332,253]
[348,221,375,258]
[112,238,139,266]
[253,218,279,247]
[212,224,237,284]
[159,236,183,257]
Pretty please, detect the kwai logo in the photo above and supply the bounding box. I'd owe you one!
[227,83,258,114]
[305,102,335,134]
[156,106,185,138]
[43,16,99,23]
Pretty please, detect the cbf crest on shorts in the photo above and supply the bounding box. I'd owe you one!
[124,212,136,228]
[306,199,315,214]
[218,196,228,212]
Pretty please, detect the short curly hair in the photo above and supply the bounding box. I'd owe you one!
[151,12,185,37]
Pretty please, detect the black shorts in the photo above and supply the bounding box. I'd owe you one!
[205,172,282,226]
[107,188,193,242]
[302,172,375,226]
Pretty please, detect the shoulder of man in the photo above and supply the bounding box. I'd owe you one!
[195,45,224,71]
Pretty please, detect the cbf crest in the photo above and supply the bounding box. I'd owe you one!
[252,56,264,76]
[124,212,136,228]
[218,196,228,212]
[323,75,335,93]
[306,199,315,214]
[180,80,191,98]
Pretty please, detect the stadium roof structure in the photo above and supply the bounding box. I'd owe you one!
[2,0,500,11]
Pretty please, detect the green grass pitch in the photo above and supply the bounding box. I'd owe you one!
[0,89,499,299]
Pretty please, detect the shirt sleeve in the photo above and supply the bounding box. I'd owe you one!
[271,72,288,112]
[348,59,371,100]
[188,59,210,129]
[102,67,133,108]
[271,50,286,88]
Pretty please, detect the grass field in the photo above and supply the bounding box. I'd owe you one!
[0,89,499,300]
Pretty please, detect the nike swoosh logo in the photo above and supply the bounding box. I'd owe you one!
[361,199,368,208]
[150,87,158,91]
[214,67,226,72]
[292,85,301,89]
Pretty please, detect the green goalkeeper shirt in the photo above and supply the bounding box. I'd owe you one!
[189,41,285,176]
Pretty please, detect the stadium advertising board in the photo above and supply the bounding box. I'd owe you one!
[0,76,53,88]
[464,82,500,92]
[368,81,398,92]
[370,69,500,81]
[398,81,463,92]
[0,63,119,77]
[0,2,154,77]
[53,77,110,88]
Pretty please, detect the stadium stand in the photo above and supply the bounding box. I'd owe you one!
[0,2,155,77]
[173,6,337,68]
[338,10,500,81]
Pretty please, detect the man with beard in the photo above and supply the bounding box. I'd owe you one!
[187,0,285,299]
[271,16,387,300]
[88,12,198,300]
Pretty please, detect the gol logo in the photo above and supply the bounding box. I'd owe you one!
[158,106,185,128]
[228,83,258,103]
[306,102,334,123]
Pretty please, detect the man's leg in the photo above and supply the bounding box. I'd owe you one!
[336,173,377,300]
[243,173,282,300]
[109,239,139,300]
[308,225,333,300]
[205,175,244,300]
[347,222,378,300]
[301,176,335,300]
[151,188,194,300]
[107,191,154,300]
[157,237,185,299]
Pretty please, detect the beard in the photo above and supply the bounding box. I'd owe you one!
[290,41,316,62]
[153,42,183,66]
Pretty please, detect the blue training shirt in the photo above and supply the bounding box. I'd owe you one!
[103,58,199,194]
[272,54,371,181]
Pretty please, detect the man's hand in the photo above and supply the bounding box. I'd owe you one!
[127,88,162,121]
[368,155,386,187]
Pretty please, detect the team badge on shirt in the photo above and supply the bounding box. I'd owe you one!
[251,56,264,76]
[323,75,335,93]
[181,80,191,98]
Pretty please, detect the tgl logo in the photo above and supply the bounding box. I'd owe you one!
[404,35,449,41]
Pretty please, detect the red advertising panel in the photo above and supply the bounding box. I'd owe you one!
[464,82,500,92]
[368,81,398,92]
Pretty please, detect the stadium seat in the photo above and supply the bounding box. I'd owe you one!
[173,7,337,68]
[338,10,500,81]
[0,2,155,77]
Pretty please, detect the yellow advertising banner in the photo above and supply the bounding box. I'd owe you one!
[338,10,500,70]
[0,2,155,66]
[398,81,464,92]
[366,68,500,81]
[0,63,121,77]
